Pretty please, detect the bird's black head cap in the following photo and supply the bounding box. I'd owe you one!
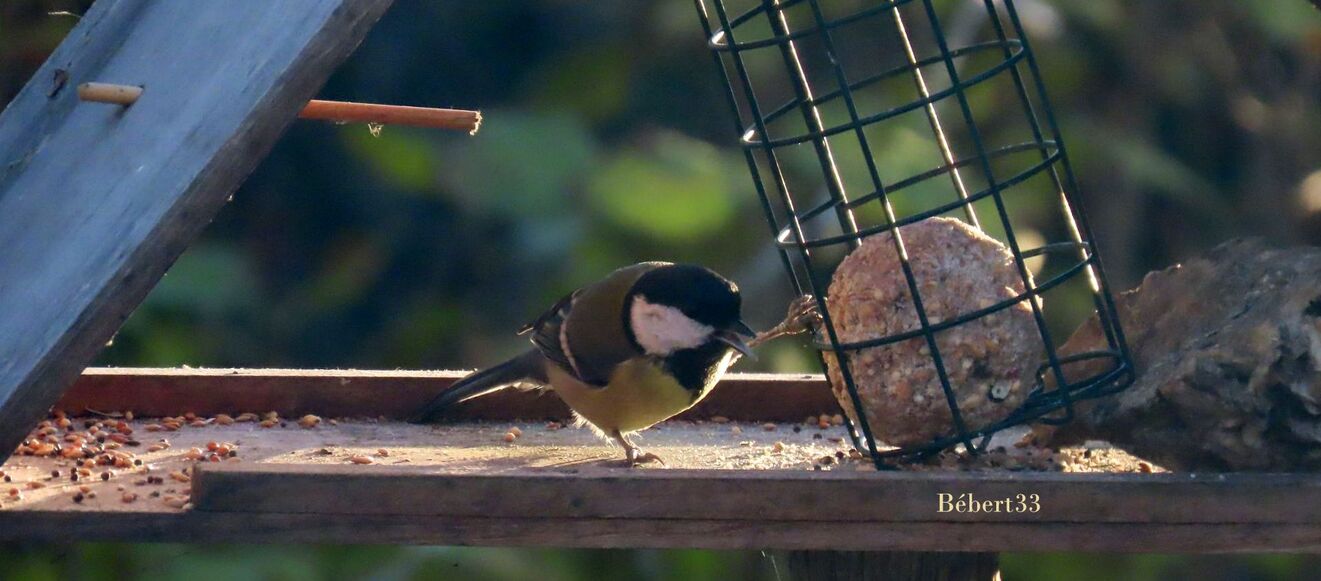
[632,264,743,329]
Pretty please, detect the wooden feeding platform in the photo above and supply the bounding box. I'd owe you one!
[2,368,1319,553]
[2,0,1320,568]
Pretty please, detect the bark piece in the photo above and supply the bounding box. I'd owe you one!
[1046,239,1321,471]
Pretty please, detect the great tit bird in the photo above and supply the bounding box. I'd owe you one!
[413,261,760,466]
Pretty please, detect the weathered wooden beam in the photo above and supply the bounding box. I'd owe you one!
[0,510,1317,552]
[191,462,1321,525]
[56,368,841,421]
[0,0,394,464]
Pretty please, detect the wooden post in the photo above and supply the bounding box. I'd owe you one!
[0,0,394,464]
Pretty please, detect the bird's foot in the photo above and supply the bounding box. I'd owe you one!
[627,449,666,467]
[749,294,822,348]
[611,429,666,467]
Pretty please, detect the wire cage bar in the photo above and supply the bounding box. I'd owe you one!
[694,0,1135,467]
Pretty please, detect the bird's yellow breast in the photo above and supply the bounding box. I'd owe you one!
[548,354,732,434]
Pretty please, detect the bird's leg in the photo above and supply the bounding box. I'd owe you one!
[748,294,823,349]
[611,429,665,467]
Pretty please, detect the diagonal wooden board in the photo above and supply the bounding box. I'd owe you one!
[0,0,394,464]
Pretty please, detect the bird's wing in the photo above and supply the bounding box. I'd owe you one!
[518,289,580,377]
[520,262,664,387]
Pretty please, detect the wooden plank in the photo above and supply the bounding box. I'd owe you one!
[56,368,841,421]
[192,463,1321,525]
[0,510,1317,552]
[0,0,394,464]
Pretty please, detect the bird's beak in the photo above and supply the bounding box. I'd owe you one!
[732,319,756,338]
[716,322,756,359]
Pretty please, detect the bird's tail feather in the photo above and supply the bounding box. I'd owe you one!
[411,350,546,423]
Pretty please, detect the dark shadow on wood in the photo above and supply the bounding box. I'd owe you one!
[784,551,1000,581]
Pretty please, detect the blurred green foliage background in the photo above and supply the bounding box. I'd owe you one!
[2,0,1320,579]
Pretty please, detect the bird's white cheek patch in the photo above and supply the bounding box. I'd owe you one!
[630,296,713,355]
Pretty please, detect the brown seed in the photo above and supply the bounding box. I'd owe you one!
[189,420,207,428]
[26,481,44,489]
[375,449,390,457]
[79,485,92,494]
[817,419,831,429]
[124,411,134,421]
[163,496,189,509]
[762,423,777,432]
[121,492,138,503]
[1138,461,1153,473]
[772,442,785,453]
[145,424,163,432]
[831,414,845,426]
[184,412,197,421]
[502,432,517,443]
[508,426,523,437]
[169,471,191,483]
[215,414,235,426]
[235,413,259,423]
[7,488,19,497]
[101,471,112,481]
[259,419,277,429]
[298,414,321,429]
[349,455,373,465]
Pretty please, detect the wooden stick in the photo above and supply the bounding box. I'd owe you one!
[76,82,143,106]
[301,100,481,134]
[77,83,481,134]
